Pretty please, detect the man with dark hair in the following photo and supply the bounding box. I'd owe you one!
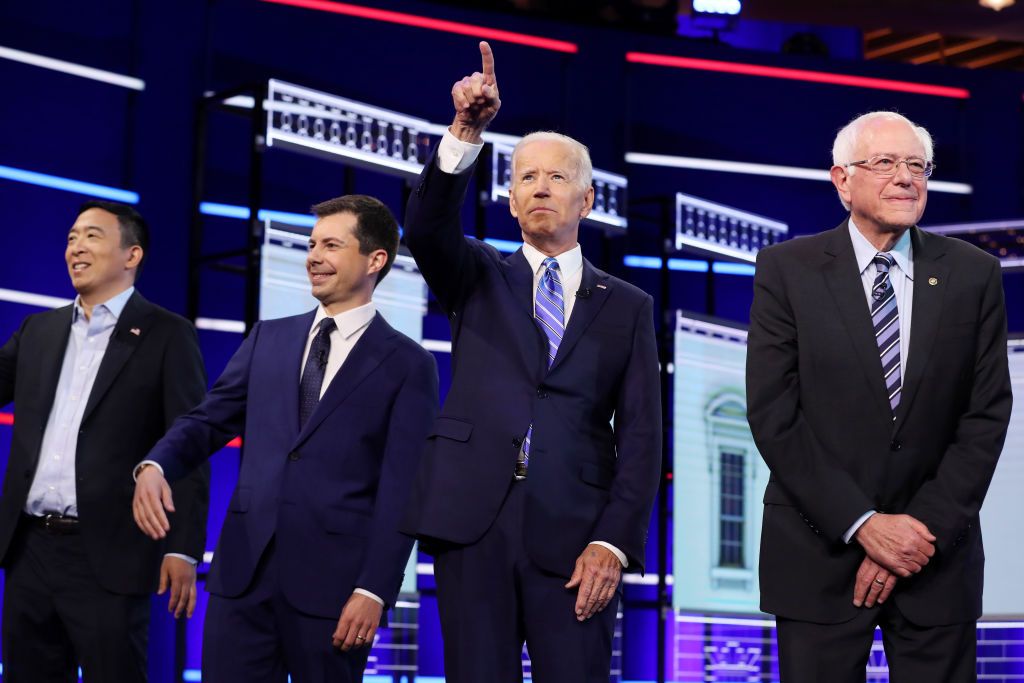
[134,194,437,682]
[0,201,210,683]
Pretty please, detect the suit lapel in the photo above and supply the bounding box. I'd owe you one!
[82,292,152,422]
[549,259,612,373]
[292,313,397,448]
[820,225,893,422]
[895,227,949,431]
[500,248,548,374]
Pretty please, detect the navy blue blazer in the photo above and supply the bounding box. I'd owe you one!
[146,311,438,617]
[402,155,662,576]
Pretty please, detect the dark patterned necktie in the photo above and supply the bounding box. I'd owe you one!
[871,253,901,418]
[518,258,565,478]
[299,317,336,427]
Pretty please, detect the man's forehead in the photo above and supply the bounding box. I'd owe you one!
[857,119,924,155]
[311,212,356,239]
[69,209,116,232]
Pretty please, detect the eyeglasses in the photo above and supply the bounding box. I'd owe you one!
[845,154,935,179]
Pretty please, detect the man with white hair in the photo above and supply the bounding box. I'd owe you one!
[401,42,661,682]
[746,111,1012,680]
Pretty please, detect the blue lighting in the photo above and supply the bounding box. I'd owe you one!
[198,202,316,227]
[623,255,663,269]
[183,670,202,682]
[483,237,522,253]
[712,261,756,276]
[0,163,140,203]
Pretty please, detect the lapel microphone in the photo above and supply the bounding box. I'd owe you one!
[576,288,592,299]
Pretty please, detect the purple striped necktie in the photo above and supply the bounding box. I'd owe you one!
[871,252,901,418]
[518,258,565,477]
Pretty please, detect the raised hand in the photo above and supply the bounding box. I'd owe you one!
[450,41,500,143]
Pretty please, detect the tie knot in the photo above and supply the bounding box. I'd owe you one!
[873,252,895,272]
[318,317,336,336]
[543,257,560,271]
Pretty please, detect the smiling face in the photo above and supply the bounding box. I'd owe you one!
[831,117,928,240]
[509,139,594,256]
[65,208,141,304]
[306,211,385,315]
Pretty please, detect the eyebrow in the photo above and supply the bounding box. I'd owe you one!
[69,224,106,235]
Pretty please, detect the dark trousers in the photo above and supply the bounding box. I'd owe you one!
[776,599,977,683]
[1,521,149,683]
[202,538,370,683]
[433,481,620,683]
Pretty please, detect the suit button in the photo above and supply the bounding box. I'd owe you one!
[288,451,300,461]
[536,388,548,399]
[890,440,902,451]
[512,436,522,448]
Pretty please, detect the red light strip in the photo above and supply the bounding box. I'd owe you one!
[261,0,579,53]
[0,412,12,426]
[227,436,242,449]
[626,52,970,99]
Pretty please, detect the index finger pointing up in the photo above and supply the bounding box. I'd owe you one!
[479,41,496,81]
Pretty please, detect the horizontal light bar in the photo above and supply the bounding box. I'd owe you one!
[678,312,749,341]
[198,202,317,227]
[195,317,246,333]
[924,219,1024,235]
[0,287,72,309]
[0,164,140,203]
[626,51,970,99]
[421,339,453,353]
[623,255,713,273]
[483,237,521,253]
[261,0,579,53]
[626,152,973,195]
[0,45,145,91]
[674,614,776,627]
[713,262,757,276]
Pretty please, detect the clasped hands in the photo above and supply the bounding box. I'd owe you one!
[851,513,936,608]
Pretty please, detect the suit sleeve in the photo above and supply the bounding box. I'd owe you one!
[404,150,484,314]
[595,294,662,572]
[746,247,875,542]
[159,319,211,560]
[0,317,25,408]
[905,257,1012,555]
[147,322,259,484]
[355,348,439,606]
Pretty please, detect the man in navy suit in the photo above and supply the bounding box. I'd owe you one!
[132,195,438,682]
[402,43,661,682]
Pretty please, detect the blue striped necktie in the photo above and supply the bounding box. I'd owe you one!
[871,253,901,417]
[517,257,565,478]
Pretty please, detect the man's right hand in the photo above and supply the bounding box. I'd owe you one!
[133,464,175,540]
[450,41,500,143]
[854,513,936,577]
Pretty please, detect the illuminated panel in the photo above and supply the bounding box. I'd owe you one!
[676,192,787,263]
[490,140,628,230]
[924,219,1024,270]
[266,80,434,179]
[260,0,579,53]
[626,52,971,99]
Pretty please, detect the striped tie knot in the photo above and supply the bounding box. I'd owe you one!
[871,252,895,301]
[873,252,895,272]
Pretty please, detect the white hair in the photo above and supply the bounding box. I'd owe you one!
[830,111,934,210]
[511,131,593,190]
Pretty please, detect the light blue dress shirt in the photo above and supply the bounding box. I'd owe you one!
[843,220,915,543]
[26,287,135,517]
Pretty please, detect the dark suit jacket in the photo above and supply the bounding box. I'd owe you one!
[145,311,437,617]
[0,290,209,595]
[401,154,662,576]
[747,222,1012,626]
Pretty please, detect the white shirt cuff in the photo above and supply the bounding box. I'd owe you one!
[590,541,628,568]
[844,510,877,544]
[437,128,484,175]
[353,588,385,606]
[164,552,198,566]
[133,460,164,481]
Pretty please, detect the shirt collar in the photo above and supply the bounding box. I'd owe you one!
[73,286,135,324]
[521,241,583,280]
[847,218,914,280]
[310,301,376,340]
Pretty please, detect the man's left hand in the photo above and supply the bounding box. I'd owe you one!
[852,555,896,608]
[159,556,197,619]
[332,593,383,651]
[565,543,622,622]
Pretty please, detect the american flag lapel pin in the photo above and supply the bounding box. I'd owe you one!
[130,328,141,336]
[596,284,607,290]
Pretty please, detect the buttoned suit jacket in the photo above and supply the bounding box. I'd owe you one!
[0,290,209,595]
[746,222,1012,626]
[401,153,662,576]
[146,311,438,617]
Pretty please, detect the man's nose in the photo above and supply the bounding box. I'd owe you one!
[892,160,914,184]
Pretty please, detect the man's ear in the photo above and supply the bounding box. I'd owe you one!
[830,165,852,206]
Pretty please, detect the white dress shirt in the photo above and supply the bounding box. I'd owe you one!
[436,130,629,569]
[843,219,915,543]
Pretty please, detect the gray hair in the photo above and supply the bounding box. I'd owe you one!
[511,131,593,190]
[831,111,934,210]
